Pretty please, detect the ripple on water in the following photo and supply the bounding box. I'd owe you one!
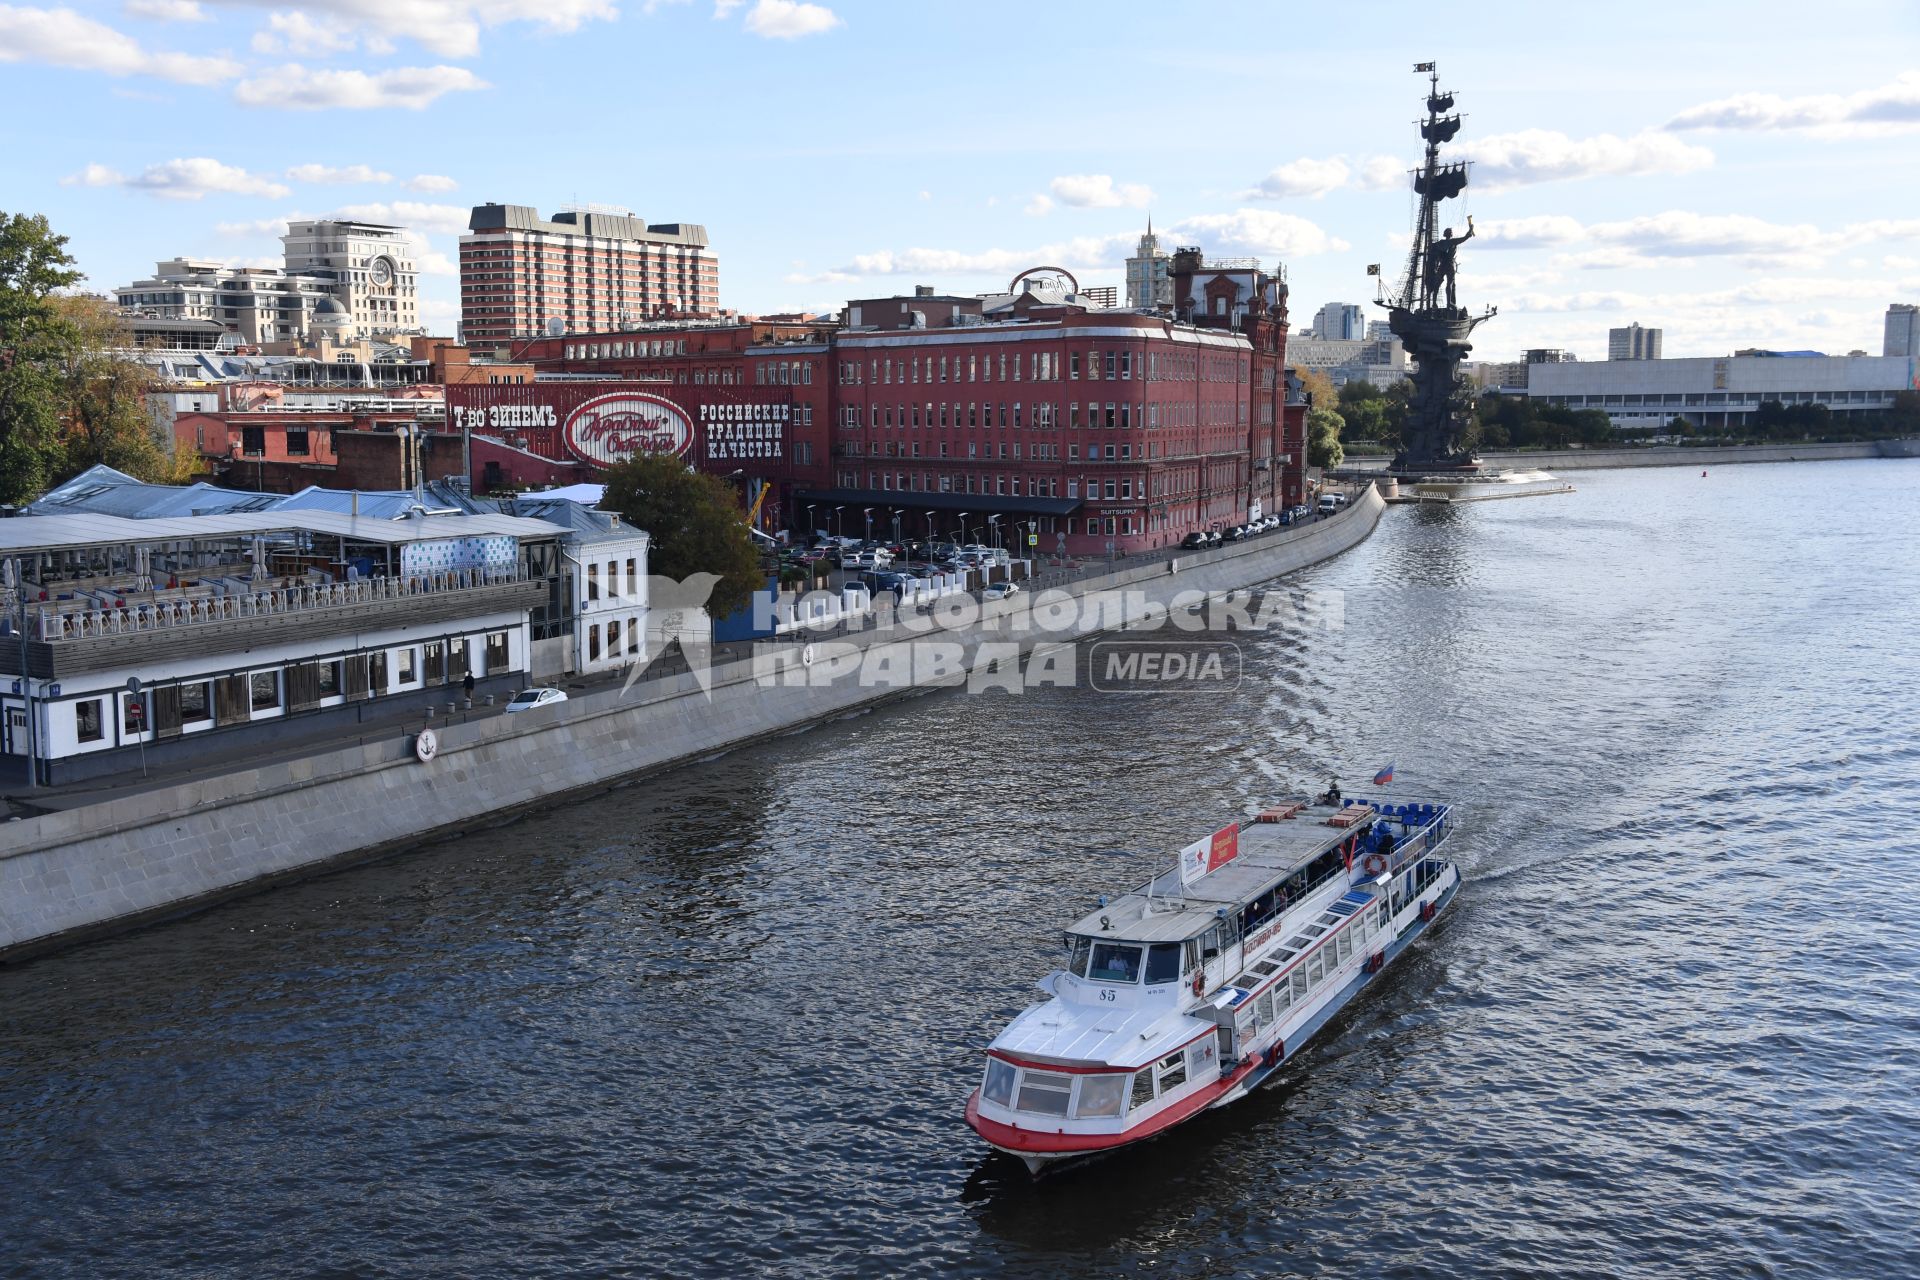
[4,461,1920,1278]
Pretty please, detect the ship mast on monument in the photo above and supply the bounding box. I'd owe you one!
[1381,61,1498,473]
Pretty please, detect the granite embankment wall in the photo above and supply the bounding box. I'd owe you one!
[1352,440,1910,471]
[0,488,1385,962]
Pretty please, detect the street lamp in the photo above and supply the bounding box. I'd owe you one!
[863,507,874,544]
[805,504,817,540]
[988,514,1001,548]
[956,512,969,548]
[833,505,844,538]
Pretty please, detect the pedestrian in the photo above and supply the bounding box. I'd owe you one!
[462,671,475,702]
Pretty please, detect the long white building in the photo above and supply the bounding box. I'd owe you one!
[1527,354,1914,431]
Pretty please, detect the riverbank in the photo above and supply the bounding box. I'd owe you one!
[1345,439,1914,473]
[0,486,1386,963]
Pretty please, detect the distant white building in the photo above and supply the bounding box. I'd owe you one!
[1885,304,1920,358]
[1608,322,1663,361]
[282,219,420,337]
[1528,354,1911,431]
[115,219,419,345]
[1312,302,1366,341]
[1124,222,1171,310]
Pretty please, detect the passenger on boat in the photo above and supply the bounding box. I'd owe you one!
[1319,779,1343,807]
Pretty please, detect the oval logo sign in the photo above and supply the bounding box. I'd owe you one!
[563,392,694,467]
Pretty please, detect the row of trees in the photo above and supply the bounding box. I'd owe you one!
[1,211,182,505]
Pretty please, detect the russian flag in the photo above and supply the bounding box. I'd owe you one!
[1372,763,1394,786]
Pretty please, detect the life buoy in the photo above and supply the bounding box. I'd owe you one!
[1419,900,1436,922]
[1191,972,1205,997]
[1363,852,1388,877]
[1268,1041,1285,1067]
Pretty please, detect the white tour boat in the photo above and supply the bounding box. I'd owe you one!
[965,793,1461,1174]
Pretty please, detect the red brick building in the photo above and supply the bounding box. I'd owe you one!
[443,254,1302,554]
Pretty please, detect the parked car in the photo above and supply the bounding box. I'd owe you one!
[982,581,1022,601]
[1317,494,1342,515]
[1181,531,1211,549]
[1222,525,1246,543]
[504,687,568,714]
[844,549,894,571]
[1206,530,1224,547]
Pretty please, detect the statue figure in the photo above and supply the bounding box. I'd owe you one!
[1424,216,1474,311]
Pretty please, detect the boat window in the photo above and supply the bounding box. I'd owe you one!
[983,1059,1016,1107]
[1065,934,1093,977]
[1291,970,1310,1000]
[1088,942,1143,983]
[1144,943,1182,985]
[1257,991,1275,1022]
[1157,1051,1187,1092]
[1075,1074,1127,1118]
[1307,954,1325,985]
[1336,934,1351,964]
[1130,1068,1156,1110]
[1275,981,1293,1011]
[1016,1070,1073,1116]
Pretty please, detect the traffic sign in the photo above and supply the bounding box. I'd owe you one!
[1026,534,1038,547]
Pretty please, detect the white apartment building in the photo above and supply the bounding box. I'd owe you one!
[282,219,420,337]
[114,259,338,346]
[1124,223,1171,311]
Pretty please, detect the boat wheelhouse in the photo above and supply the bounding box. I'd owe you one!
[965,794,1461,1174]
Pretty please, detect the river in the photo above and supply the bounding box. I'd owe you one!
[4,459,1917,1278]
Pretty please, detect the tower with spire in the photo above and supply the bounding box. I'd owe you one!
[1125,215,1172,311]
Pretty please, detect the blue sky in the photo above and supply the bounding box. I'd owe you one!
[4,0,1919,360]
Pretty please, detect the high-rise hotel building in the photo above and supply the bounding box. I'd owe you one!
[458,203,719,342]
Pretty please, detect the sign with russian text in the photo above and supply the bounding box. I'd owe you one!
[563,392,694,465]
[700,401,788,462]
[1178,822,1242,888]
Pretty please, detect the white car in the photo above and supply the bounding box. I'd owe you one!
[504,687,569,713]
[982,581,1022,601]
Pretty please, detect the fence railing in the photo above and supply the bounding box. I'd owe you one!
[28,567,529,642]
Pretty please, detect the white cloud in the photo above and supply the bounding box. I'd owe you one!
[402,233,456,276]
[1168,209,1348,258]
[63,156,291,199]
[1476,215,1587,249]
[1667,71,1920,138]
[1049,173,1152,209]
[1247,157,1349,200]
[215,213,307,236]
[1460,128,1713,189]
[741,0,839,38]
[405,173,458,192]
[1023,194,1053,217]
[332,200,470,233]
[201,0,617,60]
[712,0,743,14]
[234,63,487,110]
[251,9,354,54]
[0,5,239,83]
[123,0,206,20]
[1356,155,1404,191]
[286,162,392,184]
[917,189,931,201]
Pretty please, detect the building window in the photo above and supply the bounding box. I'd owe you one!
[486,630,509,672]
[397,647,418,684]
[241,426,265,456]
[76,699,103,743]
[589,626,602,662]
[250,671,280,711]
[179,682,210,724]
[587,563,600,601]
[316,661,341,698]
[285,429,310,457]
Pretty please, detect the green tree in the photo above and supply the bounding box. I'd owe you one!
[0,211,83,504]
[600,452,763,619]
[51,294,167,480]
[1305,406,1345,469]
